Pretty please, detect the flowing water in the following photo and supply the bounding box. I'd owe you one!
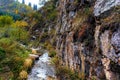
[28,52,56,80]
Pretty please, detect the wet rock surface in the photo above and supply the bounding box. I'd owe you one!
[28,53,56,80]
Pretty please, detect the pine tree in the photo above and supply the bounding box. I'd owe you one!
[33,4,37,10]
[28,2,32,7]
[36,5,38,10]
[22,0,25,4]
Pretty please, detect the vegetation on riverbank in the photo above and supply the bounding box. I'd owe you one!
[0,14,31,79]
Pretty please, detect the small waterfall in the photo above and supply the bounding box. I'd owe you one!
[28,52,56,80]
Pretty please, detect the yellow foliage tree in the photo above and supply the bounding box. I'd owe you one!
[14,21,28,27]
[11,20,29,41]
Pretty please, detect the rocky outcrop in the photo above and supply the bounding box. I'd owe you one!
[94,0,120,16]
[54,0,120,79]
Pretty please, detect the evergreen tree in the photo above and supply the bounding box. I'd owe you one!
[33,4,37,10]
[28,2,32,7]
[39,0,46,5]
[22,0,25,4]
[36,5,38,10]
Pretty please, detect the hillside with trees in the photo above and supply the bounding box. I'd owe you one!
[0,0,33,20]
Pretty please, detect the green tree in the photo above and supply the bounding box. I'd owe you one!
[0,15,13,27]
[10,20,29,42]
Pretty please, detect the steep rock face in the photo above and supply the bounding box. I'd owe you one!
[94,0,120,16]
[55,0,120,79]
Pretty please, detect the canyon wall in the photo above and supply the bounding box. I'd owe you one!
[32,0,120,79]
[55,0,120,79]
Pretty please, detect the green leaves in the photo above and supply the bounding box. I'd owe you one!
[0,47,5,60]
[0,15,29,43]
[49,50,57,57]
[0,15,13,27]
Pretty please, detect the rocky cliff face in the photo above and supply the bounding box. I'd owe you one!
[54,0,120,79]
[32,0,120,79]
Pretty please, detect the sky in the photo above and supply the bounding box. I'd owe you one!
[18,0,47,8]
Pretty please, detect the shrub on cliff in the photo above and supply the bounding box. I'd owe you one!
[51,56,59,65]
[49,50,57,57]
[0,47,5,59]
[56,66,84,80]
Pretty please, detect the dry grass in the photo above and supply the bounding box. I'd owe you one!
[19,70,28,79]
[32,49,37,54]
[28,56,36,61]
[23,58,33,68]
[72,7,93,31]
[47,76,55,80]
